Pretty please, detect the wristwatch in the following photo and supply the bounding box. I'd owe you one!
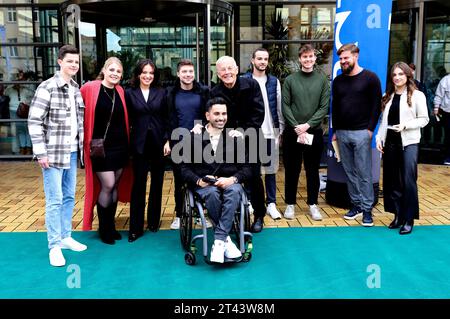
[232,176,238,184]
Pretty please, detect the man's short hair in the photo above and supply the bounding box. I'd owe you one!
[177,59,194,72]
[206,97,227,111]
[58,44,79,60]
[252,47,269,59]
[298,44,315,57]
[337,43,359,56]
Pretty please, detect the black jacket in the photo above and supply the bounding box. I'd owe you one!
[179,128,252,189]
[125,86,169,155]
[210,77,265,129]
[166,79,210,144]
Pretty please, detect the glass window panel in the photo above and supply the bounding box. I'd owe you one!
[16,8,34,41]
[36,9,59,43]
[0,45,58,81]
[1,83,37,156]
[239,5,262,41]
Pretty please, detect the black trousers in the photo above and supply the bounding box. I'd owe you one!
[244,133,266,219]
[282,126,323,205]
[129,136,165,233]
[383,140,419,222]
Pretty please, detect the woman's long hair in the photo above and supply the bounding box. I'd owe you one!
[96,57,123,81]
[381,61,417,111]
[129,59,159,88]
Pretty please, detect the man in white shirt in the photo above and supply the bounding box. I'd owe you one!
[242,48,284,220]
[433,73,450,165]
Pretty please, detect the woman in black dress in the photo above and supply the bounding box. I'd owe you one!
[81,57,132,244]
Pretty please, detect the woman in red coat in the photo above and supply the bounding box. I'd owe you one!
[81,57,133,244]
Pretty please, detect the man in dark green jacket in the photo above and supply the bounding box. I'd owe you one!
[282,44,330,221]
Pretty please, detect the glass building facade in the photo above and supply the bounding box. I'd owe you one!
[1,0,449,161]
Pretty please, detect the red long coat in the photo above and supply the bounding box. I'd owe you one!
[80,80,133,230]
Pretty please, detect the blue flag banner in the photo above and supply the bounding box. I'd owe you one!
[325,0,392,208]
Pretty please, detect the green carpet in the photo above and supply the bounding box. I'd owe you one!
[1,226,450,299]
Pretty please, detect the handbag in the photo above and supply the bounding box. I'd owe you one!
[16,102,30,119]
[90,87,116,159]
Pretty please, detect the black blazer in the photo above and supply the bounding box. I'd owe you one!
[179,128,252,189]
[125,86,169,155]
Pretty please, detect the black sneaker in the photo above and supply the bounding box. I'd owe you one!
[362,211,374,227]
[343,207,362,220]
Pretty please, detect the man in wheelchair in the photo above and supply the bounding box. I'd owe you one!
[179,97,252,263]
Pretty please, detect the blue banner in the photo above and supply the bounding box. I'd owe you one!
[326,0,392,207]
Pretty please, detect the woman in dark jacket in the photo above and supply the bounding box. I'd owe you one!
[126,59,170,242]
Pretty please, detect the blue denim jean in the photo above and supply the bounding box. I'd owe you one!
[195,183,243,241]
[42,151,78,249]
[336,130,373,212]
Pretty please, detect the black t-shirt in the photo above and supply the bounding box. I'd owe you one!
[386,93,402,144]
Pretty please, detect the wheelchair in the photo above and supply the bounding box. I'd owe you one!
[180,185,253,265]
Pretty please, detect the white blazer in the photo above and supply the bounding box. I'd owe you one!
[376,89,429,147]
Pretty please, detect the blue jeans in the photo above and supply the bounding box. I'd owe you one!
[195,184,243,241]
[42,152,78,249]
[336,130,373,212]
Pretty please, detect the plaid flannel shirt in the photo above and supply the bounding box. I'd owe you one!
[28,72,85,169]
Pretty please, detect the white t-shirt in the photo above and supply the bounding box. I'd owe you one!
[141,88,149,102]
[253,75,276,139]
[68,84,78,152]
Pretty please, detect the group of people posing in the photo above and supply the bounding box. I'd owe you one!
[28,43,429,267]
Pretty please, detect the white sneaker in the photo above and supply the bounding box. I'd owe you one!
[224,236,242,259]
[196,217,212,228]
[284,205,295,219]
[49,247,66,267]
[309,204,323,221]
[60,237,87,252]
[210,240,225,263]
[266,203,282,220]
[248,202,254,215]
[170,217,180,230]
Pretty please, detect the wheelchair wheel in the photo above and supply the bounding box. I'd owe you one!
[180,189,193,251]
[242,252,252,263]
[232,204,251,246]
[185,252,196,265]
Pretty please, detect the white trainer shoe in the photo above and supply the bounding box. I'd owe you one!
[266,203,282,220]
[196,217,212,228]
[284,205,295,219]
[210,240,225,263]
[224,236,242,259]
[309,204,323,221]
[60,237,87,252]
[248,202,254,215]
[49,247,66,267]
[170,217,180,230]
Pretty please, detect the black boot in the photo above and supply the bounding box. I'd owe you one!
[388,214,402,229]
[97,203,115,245]
[399,220,414,235]
[251,216,264,233]
[110,201,122,240]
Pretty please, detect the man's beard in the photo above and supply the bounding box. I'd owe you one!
[341,63,354,75]
[254,65,266,72]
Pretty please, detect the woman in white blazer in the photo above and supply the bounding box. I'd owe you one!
[376,62,429,235]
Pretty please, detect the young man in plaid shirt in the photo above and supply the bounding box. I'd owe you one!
[28,45,87,267]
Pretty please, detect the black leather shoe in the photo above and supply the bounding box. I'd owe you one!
[113,230,122,240]
[388,215,403,229]
[399,220,414,235]
[251,217,264,233]
[128,232,143,242]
